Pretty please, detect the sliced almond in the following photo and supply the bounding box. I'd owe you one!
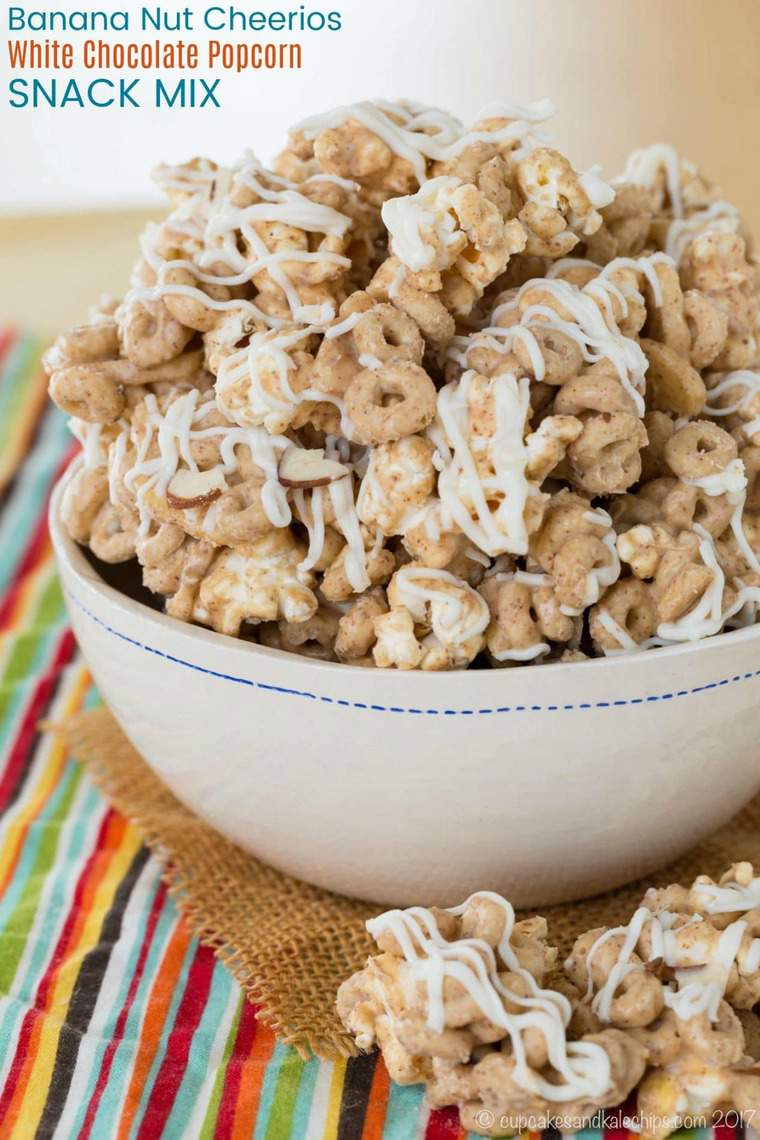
[167,467,227,509]
[643,956,676,981]
[278,448,350,489]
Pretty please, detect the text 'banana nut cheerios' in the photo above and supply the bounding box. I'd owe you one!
[338,865,760,1136]
[47,98,760,668]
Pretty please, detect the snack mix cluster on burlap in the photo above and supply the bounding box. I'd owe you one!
[47,99,760,667]
[338,866,760,1136]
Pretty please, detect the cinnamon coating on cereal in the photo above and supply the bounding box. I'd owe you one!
[48,98,760,666]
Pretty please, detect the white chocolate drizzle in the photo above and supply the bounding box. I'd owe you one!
[560,515,621,617]
[657,524,726,642]
[493,640,550,663]
[619,144,687,218]
[393,566,489,646]
[119,388,292,536]
[665,202,740,265]
[328,475,370,592]
[705,370,760,441]
[595,609,667,656]
[617,143,739,264]
[683,455,760,581]
[434,370,540,557]
[367,892,613,1103]
[293,486,325,573]
[474,254,672,418]
[69,419,108,470]
[130,153,360,336]
[694,873,760,915]
[581,904,760,1025]
[381,176,464,272]
[294,98,555,188]
[216,326,354,438]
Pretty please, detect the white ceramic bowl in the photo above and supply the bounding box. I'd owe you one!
[50,460,760,908]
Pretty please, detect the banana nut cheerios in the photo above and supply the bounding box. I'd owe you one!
[47,98,760,668]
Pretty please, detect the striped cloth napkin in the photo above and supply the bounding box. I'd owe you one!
[0,328,742,1138]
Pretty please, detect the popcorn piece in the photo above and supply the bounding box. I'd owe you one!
[434,369,548,558]
[516,147,613,257]
[374,565,489,669]
[382,175,526,313]
[192,530,318,635]
[357,435,436,534]
[372,608,424,670]
[215,327,319,435]
[525,414,583,482]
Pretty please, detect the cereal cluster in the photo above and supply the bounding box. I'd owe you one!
[47,99,760,667]
[338,864,760,1136]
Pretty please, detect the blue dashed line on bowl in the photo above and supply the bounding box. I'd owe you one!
[66,589,760,717]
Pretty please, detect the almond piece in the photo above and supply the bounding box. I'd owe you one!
[278,448,350,489]
[167,467,227,509]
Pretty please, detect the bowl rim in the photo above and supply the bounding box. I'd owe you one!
[50,456,760,684]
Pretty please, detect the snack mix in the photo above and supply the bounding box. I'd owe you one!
[47,99,760,667]
[338,865,760,1136]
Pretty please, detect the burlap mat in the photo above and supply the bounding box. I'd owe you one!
[59,707,760,1060]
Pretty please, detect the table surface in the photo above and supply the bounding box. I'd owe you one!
[0,211,156,335]
[0,326,743,1138]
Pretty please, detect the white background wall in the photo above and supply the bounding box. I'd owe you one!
[2,0,759,223]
